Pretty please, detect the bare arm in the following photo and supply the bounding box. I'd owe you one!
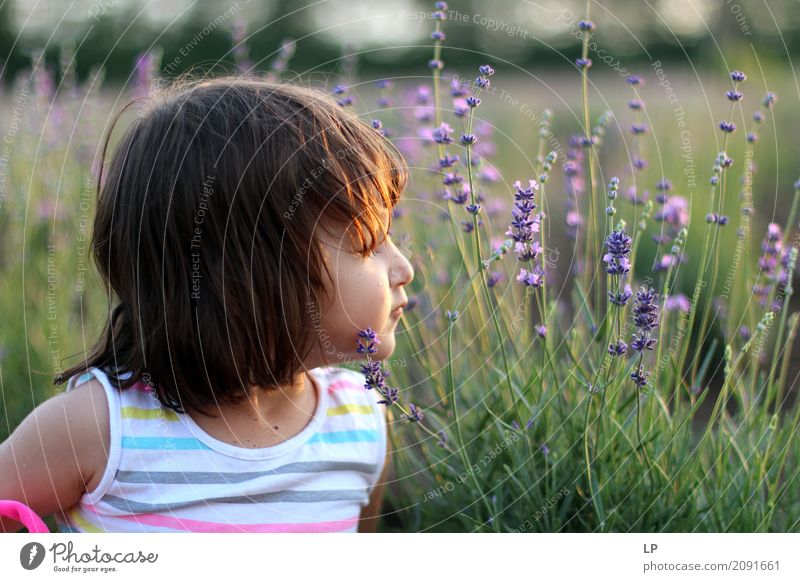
[0,379,108,532]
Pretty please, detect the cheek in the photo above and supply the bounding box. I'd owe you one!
[321,263,391,349]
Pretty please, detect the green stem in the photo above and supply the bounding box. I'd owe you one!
[446,320,499,531]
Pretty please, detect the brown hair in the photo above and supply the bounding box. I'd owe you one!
[56,76,408,416]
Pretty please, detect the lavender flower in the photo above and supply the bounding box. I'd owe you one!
[664,294,690,313]
[726,90,743,102]
[609,284,633,306]
[608,340,628,356]
[631,365,649,387]
[506,180,542,263]
[754,223,784,306]
[432,122,454,144]
[478,64,494,76]
[356,327,380,354]
[630,286,660,355]
[439,153,459,168]
[578,20,596,31]
[517,266,545,287]
[575,58,592,69]
[405,403,424,422]
[377,387,399,406]
[361,360,389,390]
[730,70,747,82]
[603,230,632,275]
[461,133,477,145]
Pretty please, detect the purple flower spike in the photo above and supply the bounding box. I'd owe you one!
[730,70,747,82]
[608,341,628,356]
[632,286,660,332]
[575,58,592,69]
[478,64,495,76]
[626,75,643,86]
[461,133,477,146]
[432,122,454,144]
[376,387,399,406]
[466,96,481,108]
[719,121,737,133]
[356,327,381,354]
[406,403,424,422]
[578,20,596,31]
[506,179,542,261]
[631,365,650,387]
[603,230,632,275]
[439,153,459,168]
[517,266,545,287]
[609,284,633,306]
[664,294,690,313]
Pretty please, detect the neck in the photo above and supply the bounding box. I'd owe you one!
[199,371,312,422]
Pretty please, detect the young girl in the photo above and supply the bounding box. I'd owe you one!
[0,78,414,533]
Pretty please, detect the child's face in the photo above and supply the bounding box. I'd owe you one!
[313,208,414,363]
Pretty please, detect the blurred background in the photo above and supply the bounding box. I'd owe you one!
[1,0,799,442]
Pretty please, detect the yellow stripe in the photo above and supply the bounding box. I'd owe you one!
[70,507,105,533]
[327,404,373,416]
[121,406,179,421]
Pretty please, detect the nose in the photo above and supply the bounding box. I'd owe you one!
[390,243,414,287]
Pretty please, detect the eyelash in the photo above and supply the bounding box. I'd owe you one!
[364,231,393,258]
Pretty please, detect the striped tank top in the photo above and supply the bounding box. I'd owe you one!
[54,365,387,533]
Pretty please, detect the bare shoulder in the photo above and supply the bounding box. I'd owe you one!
[59,377,112,493]
[19,377,111,493]
[0,377,111,530]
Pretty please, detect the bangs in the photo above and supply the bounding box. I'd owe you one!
[311,117,408,256]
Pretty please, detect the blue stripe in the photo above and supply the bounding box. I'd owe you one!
[307,429,378,444]
[58,524,81,533]
[121,436,211,450]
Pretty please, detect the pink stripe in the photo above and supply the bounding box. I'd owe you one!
[84,504,357,533]
[327,379,363,394]
[131,381,152,393]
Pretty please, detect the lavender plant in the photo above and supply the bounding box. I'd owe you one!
[365,1,800,533]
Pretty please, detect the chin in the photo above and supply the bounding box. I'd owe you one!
[374,334,396,361]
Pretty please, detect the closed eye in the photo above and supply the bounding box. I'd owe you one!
[364,229,393,258]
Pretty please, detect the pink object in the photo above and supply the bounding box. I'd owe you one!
[0,500,50,533]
